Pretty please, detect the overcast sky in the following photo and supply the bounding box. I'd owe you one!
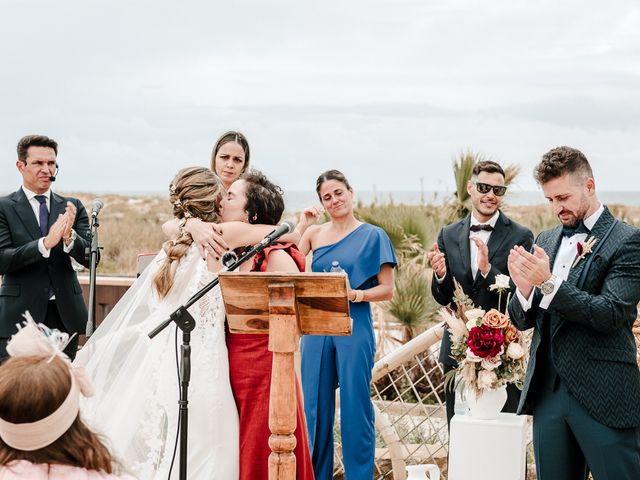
[1,0,639,197]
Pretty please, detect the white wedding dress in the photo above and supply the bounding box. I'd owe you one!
[75,246,239,480]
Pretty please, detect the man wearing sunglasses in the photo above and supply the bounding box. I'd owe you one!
[428,160,534,427]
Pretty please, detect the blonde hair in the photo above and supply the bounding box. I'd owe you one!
[154,167,224,297]
[0,356,115,472]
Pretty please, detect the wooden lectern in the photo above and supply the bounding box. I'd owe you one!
[218,272,352,480]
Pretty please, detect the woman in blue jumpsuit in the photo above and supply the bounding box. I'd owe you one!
[299,170,396,479]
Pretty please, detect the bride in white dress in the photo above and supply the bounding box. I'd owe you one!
[74,167,305,480]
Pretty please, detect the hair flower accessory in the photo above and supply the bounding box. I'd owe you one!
[7,312,94,397]
[572,236,597,268]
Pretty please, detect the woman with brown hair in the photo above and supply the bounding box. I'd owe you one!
[210,130,250,190]
[220,170,317,480]
[162,130,250,258]
[76,167,310,480]
[0,319,135,479]
[298,170,397,480]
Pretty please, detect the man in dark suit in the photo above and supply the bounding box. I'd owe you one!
[508,146,640,479]
[428,160,534,426]
[0,134,90,360]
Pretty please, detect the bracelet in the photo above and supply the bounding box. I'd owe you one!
[353,290,365,303]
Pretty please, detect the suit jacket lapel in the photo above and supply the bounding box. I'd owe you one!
[50,192,66,225]
[544,226,563,270]
[11,189,42,240]
[486,211,510,263]
[566,206,615,285]
[458,215,473,284]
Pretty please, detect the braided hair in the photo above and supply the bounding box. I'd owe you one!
[154,167,224,298]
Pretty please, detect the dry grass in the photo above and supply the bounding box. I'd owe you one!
[501,202,640,236]
[63,192,640,277]
[66,192,170,275]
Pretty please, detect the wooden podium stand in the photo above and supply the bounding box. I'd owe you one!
[218,272,352,480]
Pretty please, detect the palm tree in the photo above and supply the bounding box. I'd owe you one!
[446,150,521,223]
[383,250,438,343]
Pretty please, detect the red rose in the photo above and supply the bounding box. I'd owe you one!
[577,242,583,256]
[466,325,504,358]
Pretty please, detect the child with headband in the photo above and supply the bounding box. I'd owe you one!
[0,315,135,479]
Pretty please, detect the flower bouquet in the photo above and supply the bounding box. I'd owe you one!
[441,274,527,398]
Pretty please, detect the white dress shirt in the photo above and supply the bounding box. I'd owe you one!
[435,210,499,283]
[21,186,75,258]
[469,210,500,279]
[517,203,604,311]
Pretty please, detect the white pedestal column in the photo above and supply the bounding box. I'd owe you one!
[448,413,527,480]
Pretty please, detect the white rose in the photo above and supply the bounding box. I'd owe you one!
[466,319,478,330]
[465,308,485,330]
[477,370,498,389]
[506,342,525,360]
[466,349,482,363]
[481,356,502,370]
[490,274,511,291]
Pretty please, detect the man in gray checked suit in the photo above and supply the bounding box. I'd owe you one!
[508,146,640,480]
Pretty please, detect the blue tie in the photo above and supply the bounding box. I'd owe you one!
[35,195,49,236]
[35,195,54,298]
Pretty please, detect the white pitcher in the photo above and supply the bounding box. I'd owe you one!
[406,464,440,480]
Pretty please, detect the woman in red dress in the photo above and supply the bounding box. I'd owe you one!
[220,170,315,480]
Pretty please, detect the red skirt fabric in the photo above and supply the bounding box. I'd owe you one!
[227,243,314,480]
[227,332,315,480]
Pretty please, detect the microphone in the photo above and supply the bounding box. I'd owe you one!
[49,163,59,182]
[91,199,104,218]
[221,251,238,269]
[260,220,295,248]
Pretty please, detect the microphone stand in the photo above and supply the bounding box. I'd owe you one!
[85,213,101,339]
[147,228,288,480]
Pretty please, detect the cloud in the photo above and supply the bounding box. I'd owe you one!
[1,0,639,196]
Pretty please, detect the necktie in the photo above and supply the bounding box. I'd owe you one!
[35,195,49,236]
[469,224,494,233]
[562,220,589,238]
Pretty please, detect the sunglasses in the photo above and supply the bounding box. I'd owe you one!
[474,182,507,197]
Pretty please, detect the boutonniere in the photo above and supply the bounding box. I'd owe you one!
[572,236,597,268]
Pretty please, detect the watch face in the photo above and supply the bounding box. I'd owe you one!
[540,281,554,295]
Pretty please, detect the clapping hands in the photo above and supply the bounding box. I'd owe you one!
[507,245,551,298]
[43,201,76,250]
[470,235,491,275]
[428,243,447,279]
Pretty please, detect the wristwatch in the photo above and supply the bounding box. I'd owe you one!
[538,275,557,295]
[64,229,77,246]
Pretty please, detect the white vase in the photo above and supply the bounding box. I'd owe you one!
[406,464,440,480]
[465,385,508,420]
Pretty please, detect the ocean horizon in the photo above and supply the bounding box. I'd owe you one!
[31,189,640,213]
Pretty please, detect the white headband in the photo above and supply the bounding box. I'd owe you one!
[0,313,94,451]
